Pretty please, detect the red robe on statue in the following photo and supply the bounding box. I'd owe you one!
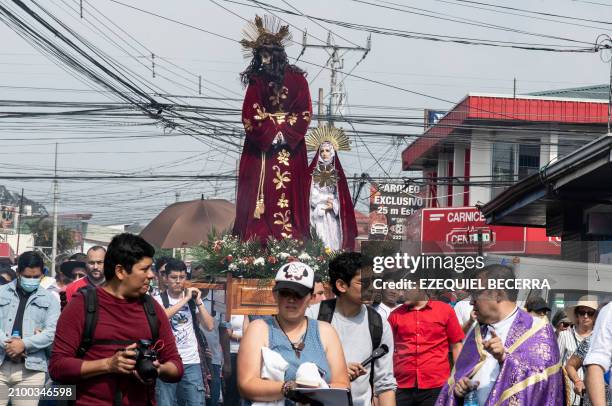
[233,68,312,243]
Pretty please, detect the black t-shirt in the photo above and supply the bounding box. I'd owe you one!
[12,284,33,336]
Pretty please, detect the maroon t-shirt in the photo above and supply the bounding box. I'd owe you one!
[49,287,183,406]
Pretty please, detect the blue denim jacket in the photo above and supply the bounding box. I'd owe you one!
[0,280,60,372]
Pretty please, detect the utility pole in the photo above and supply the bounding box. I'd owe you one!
[51,143,59,277]
[596,34,612,134]
[317,88,324,127]
[299,31,371,125]
[16,188,24,255]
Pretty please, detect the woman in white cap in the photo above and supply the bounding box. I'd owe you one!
[558,295,599,405]
[238,262,349,405]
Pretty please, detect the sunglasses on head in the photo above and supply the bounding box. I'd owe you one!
[576,309,595,317]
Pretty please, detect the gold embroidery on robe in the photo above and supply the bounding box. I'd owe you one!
[277,193,289,209]
[243,118,253,132]
[269,86,289,107]
[273,210,293,238]
[287,113,298,126]
[271,112,286,125]
[272,165,291,190]
[277,149,290,166]
[253,103,270,122]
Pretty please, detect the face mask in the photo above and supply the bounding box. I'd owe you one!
[19,276,41,293]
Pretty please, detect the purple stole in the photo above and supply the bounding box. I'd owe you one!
[436,308,567,406]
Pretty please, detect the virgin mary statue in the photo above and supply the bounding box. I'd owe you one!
[306,126,357,251]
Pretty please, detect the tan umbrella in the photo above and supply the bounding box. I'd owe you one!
[140,198,235,248]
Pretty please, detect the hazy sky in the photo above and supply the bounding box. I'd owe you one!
[0,0,610,225]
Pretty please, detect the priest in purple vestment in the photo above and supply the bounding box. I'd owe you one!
[436,264,567,406]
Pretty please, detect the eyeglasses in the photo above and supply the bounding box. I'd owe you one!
[576,309,595,317]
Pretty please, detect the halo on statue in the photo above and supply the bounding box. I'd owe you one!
[305,126,351,152]
[240,15,292,59]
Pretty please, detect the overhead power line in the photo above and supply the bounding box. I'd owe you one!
[229,0,603,52]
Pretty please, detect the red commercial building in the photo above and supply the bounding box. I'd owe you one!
[401,85,609,254]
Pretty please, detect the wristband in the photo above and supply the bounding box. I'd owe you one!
[281,380,295,397]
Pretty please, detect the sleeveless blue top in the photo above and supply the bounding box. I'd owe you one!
[246,316,331,406]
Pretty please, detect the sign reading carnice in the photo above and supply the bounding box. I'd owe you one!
[421,207,560,255]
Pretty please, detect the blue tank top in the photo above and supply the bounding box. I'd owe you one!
[246,316,331,406]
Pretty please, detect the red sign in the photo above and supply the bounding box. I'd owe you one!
[0,243,13,258]
[524,228,562,255]
[421,207,560,255]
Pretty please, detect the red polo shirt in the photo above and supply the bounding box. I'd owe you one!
[388,300,464,389]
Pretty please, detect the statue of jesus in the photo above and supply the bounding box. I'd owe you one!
[232,15,312,243]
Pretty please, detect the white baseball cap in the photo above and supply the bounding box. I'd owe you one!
[273,262,314,297]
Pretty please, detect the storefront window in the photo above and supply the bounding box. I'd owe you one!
[518,144,540,179]
[491,142,515,199]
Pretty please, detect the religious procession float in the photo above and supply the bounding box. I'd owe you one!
[190,15,358,317]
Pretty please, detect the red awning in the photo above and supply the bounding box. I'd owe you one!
[402,94,609,170]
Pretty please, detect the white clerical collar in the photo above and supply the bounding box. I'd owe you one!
[486,306,519,341]
[491,306,518,328]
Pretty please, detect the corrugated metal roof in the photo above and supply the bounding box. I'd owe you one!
[528,84,608,100]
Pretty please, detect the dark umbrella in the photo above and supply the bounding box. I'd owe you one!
[140,198,235,248]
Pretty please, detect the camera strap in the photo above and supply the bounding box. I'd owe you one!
[77,288,160,358]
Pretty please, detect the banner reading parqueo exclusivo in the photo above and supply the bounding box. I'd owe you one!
[368,182,424,241]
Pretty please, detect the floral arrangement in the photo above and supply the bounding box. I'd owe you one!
[189,232,337,280]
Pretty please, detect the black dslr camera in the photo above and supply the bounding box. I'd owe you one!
[133,339,159,380]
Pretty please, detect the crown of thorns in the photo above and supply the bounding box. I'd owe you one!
[240,15,292,58]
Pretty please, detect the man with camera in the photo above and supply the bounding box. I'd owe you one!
[50,233,183,406]
[153,259,214,405]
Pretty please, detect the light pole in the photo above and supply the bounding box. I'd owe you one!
[596,34,612,134]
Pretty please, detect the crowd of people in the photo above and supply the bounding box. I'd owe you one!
[0,235,611,405]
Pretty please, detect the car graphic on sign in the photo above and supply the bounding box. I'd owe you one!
[445,226,495,251]
[370,223,389,236]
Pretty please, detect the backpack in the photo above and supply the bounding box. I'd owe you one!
[76,287,159,358]
[317,298,383,398]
